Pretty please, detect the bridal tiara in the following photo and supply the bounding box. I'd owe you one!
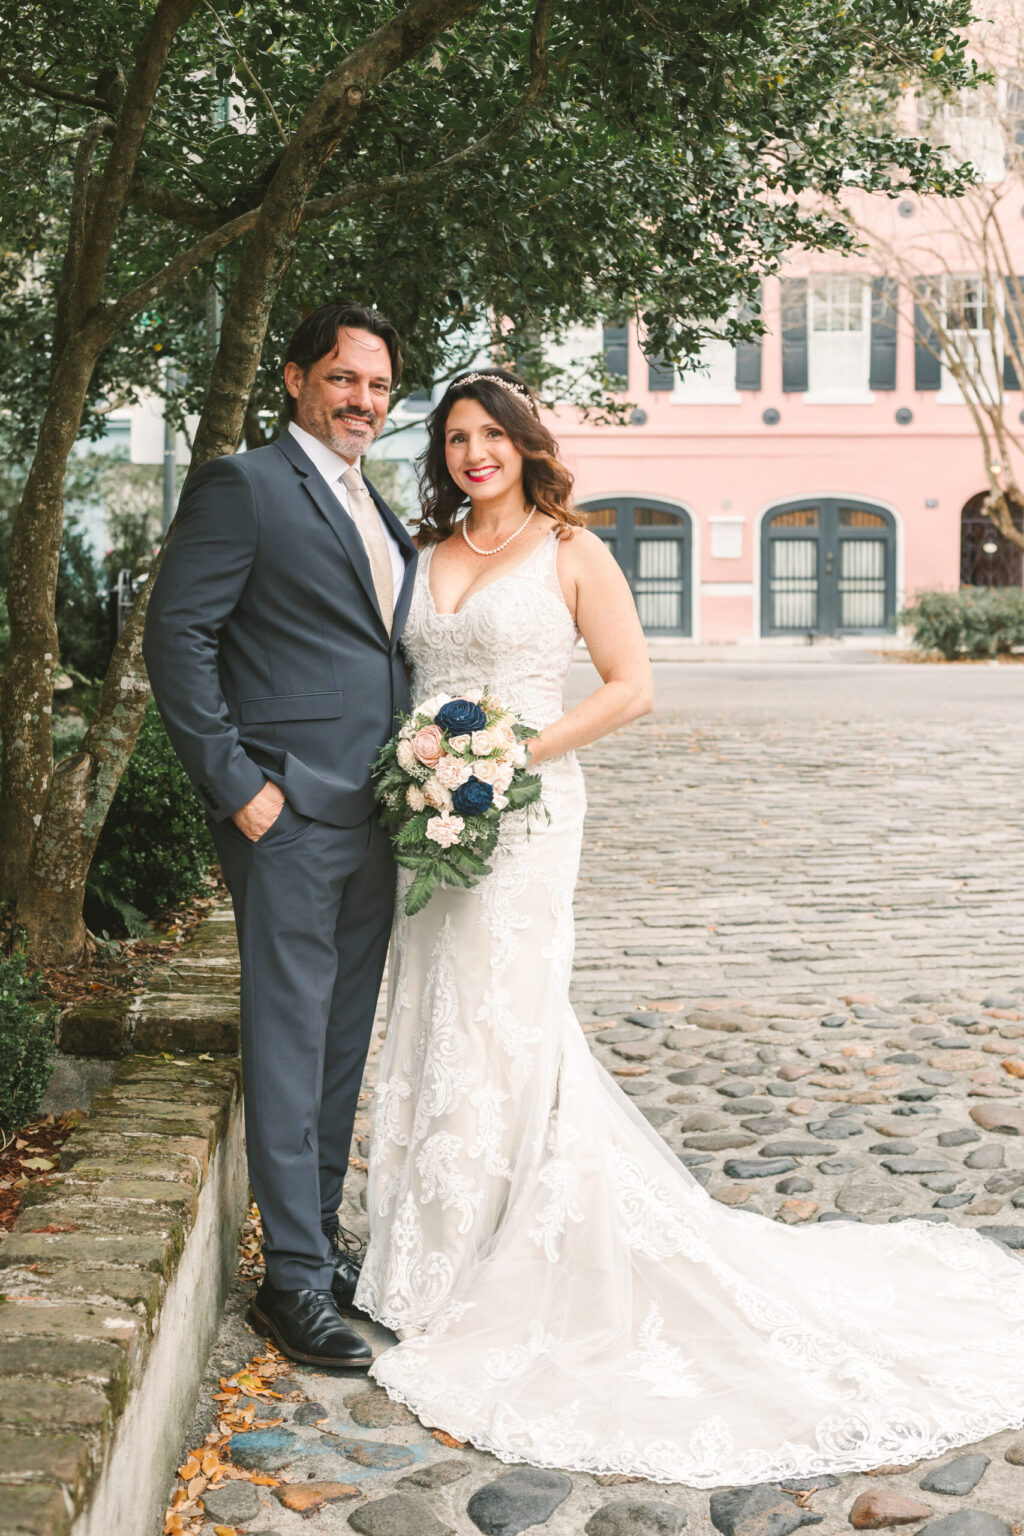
[449,372,535,404]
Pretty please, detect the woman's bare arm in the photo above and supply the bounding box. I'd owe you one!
[528,529,654,765]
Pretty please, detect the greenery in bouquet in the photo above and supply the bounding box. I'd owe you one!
[374,691,544,916]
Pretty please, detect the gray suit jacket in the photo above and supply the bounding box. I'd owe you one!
[143,430,417,827]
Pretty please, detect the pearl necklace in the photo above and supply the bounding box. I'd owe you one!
[461,505,537,556]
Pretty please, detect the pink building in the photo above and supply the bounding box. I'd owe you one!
[548,189,1024,643]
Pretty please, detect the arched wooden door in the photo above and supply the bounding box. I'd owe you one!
[761,497,896,636]
[580,497,692,635]
[960,492,1024,587]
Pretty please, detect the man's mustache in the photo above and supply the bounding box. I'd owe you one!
[332,408,376,423]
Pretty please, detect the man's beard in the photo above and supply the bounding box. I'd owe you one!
[316,404,384,459]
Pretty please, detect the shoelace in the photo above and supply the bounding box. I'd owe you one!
[324,1224,364,1261]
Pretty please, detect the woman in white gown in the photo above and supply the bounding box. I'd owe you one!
[354,368,1024,1487]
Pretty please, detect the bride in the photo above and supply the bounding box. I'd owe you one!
[354,367,1024,1486]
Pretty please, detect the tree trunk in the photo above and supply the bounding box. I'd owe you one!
[12,753,94,964]
[10,0,488,961]
[0,0,200,914]
[0,335,106,901]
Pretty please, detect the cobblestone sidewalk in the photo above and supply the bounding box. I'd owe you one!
[167,679,1024,1536]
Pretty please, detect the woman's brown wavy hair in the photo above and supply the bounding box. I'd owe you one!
[415,368,585,544]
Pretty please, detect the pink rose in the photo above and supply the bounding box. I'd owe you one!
[425,812,465,847]
[492,758,515,793]
[423,776,453,810]
[412,723,444,767]
[435,753,473,790]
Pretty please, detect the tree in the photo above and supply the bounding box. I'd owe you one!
[0,0,979,961]
[832,0,1024,557]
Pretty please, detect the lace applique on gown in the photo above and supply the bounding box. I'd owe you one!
[355,530,1024,1487]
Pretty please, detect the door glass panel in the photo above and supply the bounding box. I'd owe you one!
[586,505,616,527]
[635,506,682,526]
[634,538,682,629]
[839,539,886,627]
[771,507,819,528]
[770,539,818,629]
[839,506,887,529]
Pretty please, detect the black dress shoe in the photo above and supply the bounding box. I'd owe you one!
[323,1221,370,1318]
[249,1280,372,1368]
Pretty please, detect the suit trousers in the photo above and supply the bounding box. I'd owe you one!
[211,801,395,1289]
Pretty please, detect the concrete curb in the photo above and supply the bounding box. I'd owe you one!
[0,1017,247,1534]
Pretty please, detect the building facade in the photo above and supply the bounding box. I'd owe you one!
[546,185,1024,643]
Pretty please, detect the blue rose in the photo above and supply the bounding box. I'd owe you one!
[452,776,494,817]
[435,698,488,734]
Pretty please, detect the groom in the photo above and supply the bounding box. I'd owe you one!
[144,302,417,1367]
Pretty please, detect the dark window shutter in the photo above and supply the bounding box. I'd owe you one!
[647,354,676,392]
[869,277,898,390]
[734,288,763,391]
[1004,277,1024,390]
[780,277,808,392]
[914,279,942,390]
[602,322,629,386]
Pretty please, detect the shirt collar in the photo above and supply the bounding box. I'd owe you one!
[288,420,360,486]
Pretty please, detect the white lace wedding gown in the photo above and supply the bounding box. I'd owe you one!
[355,530,1024,1487]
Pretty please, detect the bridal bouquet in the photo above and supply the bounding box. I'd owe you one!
[374,691,544,915]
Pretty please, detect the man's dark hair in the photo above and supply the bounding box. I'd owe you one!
[283,302,403,418]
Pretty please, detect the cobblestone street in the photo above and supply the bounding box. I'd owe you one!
[171,662,1024,1536]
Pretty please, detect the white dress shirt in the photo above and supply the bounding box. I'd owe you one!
[288,421,405,606]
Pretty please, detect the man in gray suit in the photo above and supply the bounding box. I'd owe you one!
[144,303,416,1367]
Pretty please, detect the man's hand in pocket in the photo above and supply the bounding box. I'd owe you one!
[233,781,286,842]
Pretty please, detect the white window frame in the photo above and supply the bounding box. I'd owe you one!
[923,81,1007,183]
[670,335,740,405]
[805,275,874,404]
[937,274,999,404]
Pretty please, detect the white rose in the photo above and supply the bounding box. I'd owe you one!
[492,792,509,811]
[424,812,465,848]
[435,753,473,789]
[512,741,529,767]
[448,734,471,752]
[406,784,426,811]
[423,776,453,810]
[470,758,499,784]
[492,721,516,751]
[399,721,416,740]
[471,728,497,756]
[418,692,452,718]
[396,738,418,773]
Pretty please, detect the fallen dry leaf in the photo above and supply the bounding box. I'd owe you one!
[430,1428,468,1449]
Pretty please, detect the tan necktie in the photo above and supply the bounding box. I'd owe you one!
[341,466,393,633]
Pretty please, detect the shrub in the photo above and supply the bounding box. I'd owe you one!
[87,701,215,933]
[900,587,1024,660]
[0,955,57,1142]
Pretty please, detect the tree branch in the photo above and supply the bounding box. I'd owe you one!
[198,0,289,145]
[126,174,223,229]
[301,0,554,224]
[0,66,107,112]
[102,205,261,332]
[77,0,203,315]
[53,118,114,361]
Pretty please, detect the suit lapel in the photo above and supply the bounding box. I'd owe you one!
[275,431,387,631]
